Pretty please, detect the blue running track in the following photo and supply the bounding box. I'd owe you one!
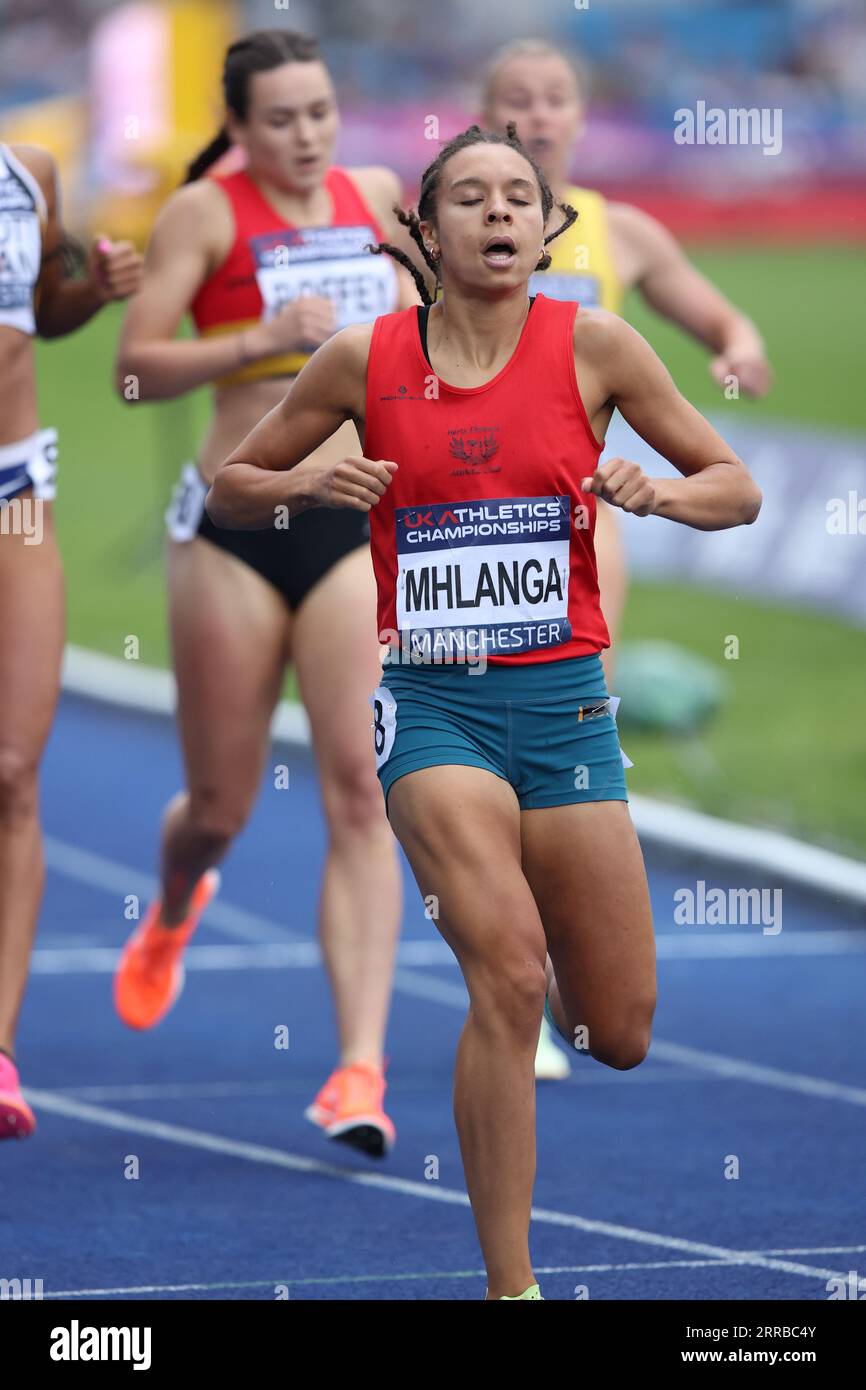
[3,693,865,1301]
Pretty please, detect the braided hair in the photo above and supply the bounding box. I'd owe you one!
[184,29,322,183]
[369,122,577,305]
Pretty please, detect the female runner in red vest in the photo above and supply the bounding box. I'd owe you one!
[206,123,761,1298]
[113,30,420,1156]
[0,143,141,1138]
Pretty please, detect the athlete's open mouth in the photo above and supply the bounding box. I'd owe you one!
[481,235,517,267]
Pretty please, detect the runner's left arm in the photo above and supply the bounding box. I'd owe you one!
[578,312,762,531]
[21,146,142,338]
[610,202,771,398]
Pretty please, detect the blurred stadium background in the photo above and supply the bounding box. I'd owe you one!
[4,0,865,855]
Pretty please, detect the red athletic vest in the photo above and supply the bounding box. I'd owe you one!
[191,166,397,386]
[364,294,610,665]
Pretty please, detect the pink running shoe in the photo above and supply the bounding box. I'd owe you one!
[0,1053,36,1139]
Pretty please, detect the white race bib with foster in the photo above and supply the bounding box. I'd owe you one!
[251,224,397,328]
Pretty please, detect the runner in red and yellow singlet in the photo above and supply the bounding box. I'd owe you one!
[112,29,423,1158]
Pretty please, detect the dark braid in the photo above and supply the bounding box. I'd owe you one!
[183,29,321,183]
[544,202,579,248]
[393,203,440,279]
[367,217,432,305]
[370,121,577,301]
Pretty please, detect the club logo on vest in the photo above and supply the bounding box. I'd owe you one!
[378,381,427,402]
[448,425,500,476]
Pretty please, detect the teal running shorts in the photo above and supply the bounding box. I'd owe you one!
[369,652,629,815]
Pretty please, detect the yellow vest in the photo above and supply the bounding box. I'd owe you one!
[530,184,622,313]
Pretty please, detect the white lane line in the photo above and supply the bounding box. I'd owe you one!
[21,1088,846,1286]
[29,932,866,975]
[44,1067,706,1104]
[44,1282,271,1299]
[43,836,866,1110]
[29,940,453,974]
[42,1249,866,1298]
[51,1080,307,1102]
[36,935,104,949]
[650,1040,866,1107]
[765,1245,866,1256]
[30,944,315,974]
[654,930,866,958]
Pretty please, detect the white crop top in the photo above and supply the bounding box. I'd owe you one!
[0,144,46,336]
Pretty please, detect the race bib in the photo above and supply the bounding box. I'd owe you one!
[0,210,40,315]
[165,462,209,542]
[395,496,572,660]
[251,225,397,327]
[369,686,397,770]
[529,271,601,306]
[28,428,58,500]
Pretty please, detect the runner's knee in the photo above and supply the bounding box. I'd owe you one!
[321,756,385,837]
[467,951,548,1044]
[585,997,656,1071]
[0,746,39,825]
[187,787,250,848]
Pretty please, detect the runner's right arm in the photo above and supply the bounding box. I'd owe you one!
[115,183,335,400]
[206,324,396,529]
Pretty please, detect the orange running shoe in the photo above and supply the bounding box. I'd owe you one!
[113,870,220,1030]
[305,1061,395,1157]
[0,1053,36,1139]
